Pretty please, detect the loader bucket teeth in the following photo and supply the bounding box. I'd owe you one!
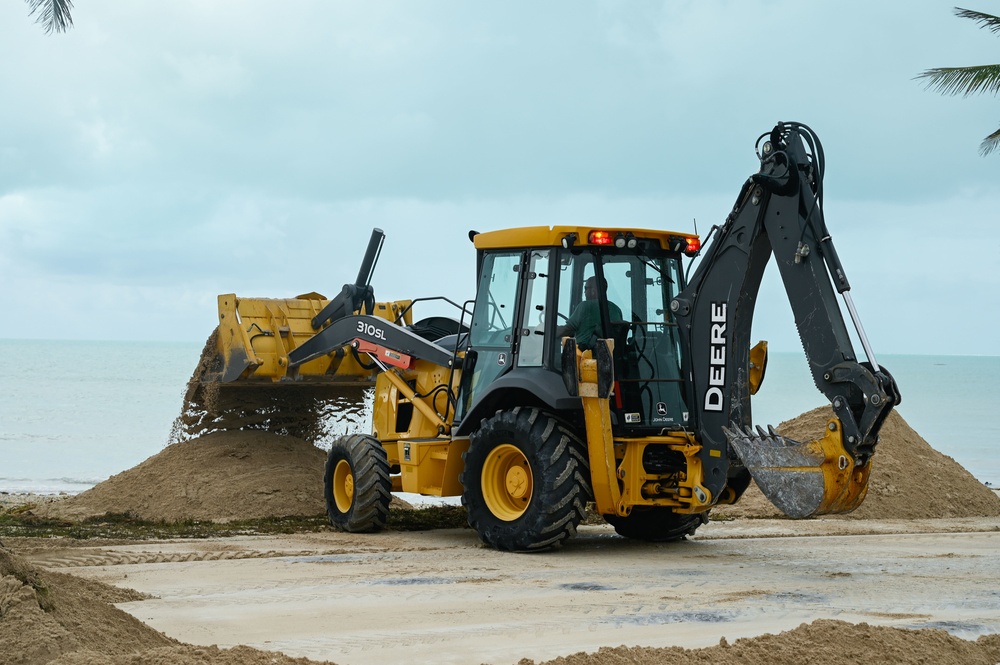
[724,419,871,518]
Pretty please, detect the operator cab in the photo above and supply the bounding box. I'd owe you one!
[457,227,696,435]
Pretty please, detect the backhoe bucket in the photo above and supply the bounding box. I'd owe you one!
[725,419,871,518]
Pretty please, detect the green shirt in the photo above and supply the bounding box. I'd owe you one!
[567,300,623,348]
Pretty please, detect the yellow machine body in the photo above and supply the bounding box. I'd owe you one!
[371,357,467,497]
[364,336,718,517]
[569,340,714,517]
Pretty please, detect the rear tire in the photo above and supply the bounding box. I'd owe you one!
[604,507,708,542]
[324,434,391,533]
[461,407,590,552]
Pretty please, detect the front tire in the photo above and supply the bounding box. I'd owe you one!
[461,407,590,552]
[324,434,391,533]
[604,507,708,542]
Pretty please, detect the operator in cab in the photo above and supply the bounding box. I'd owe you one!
[559,276,622,350]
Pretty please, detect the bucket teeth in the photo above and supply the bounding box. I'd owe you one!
[724,419,871,519]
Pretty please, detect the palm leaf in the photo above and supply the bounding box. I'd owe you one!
[954,7,1000,34]
[980,126,1000,156]
[26,0,74,34]
[918,8,1000,157]
[916,64,1000,97]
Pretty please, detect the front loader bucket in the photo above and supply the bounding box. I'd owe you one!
[207,293,416,387]
[175,294,414,442]
[724,419,871,518]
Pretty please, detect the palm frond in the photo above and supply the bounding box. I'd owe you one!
[921,8,1000,156]
[26,0,74,34]
[954,7,1000,34]
[916,64,1000,97]
[979,125,1000,156]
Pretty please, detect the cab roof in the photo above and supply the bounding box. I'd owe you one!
[471,226,699,251]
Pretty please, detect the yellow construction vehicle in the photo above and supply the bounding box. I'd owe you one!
[188,122,899,551]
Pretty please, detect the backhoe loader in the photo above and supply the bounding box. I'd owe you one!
[185,121,899,551]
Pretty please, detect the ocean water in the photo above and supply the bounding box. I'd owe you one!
[0,339,996,494]
[0,339,202,494]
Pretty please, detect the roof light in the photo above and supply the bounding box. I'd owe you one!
[684,237,701,256]
[561,233,578,249]
[589,230,613,245]
[614,232,640,249]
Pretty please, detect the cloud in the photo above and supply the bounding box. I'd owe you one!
[161,52,250,98]
[1,1,999,354]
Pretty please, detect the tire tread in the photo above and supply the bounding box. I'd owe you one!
[325,434,391,533]
[462,408,589,552]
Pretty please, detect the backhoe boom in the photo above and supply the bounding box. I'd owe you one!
[673,121,900,517]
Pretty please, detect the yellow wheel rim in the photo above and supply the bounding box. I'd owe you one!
[333,459,355,513]
[481,444,532,521]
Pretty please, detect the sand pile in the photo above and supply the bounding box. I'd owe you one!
[715,406,1000,520]
[38,405,1000,525]
[0,544,335,665]
[1,545,173,664]
[526,620,1000,665]
[46,431,329,523]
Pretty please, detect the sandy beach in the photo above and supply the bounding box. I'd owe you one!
[4,509,1000,665]
[3,408,1000,664]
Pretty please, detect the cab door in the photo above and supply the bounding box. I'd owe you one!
[457,250,522,418]
[514,249,551,368]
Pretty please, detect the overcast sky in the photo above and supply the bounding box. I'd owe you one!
[2,1,999,356]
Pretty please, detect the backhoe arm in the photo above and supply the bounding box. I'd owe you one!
[672,122,900,517]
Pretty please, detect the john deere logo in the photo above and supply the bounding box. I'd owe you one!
[497,353,507,366]
[704,302,727,412]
